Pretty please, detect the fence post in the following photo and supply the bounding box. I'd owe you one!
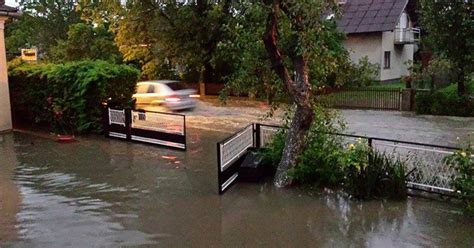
[125,108,132,141]
[255,124,261,148]
[217,142,222,194]
[400,88,415,111]
[368,138,373,165]
[102,103,109,137]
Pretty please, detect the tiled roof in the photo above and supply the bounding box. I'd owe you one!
[337,0,408,34]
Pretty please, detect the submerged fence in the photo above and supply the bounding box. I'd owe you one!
[218,123,464,195]
[104,107,186,150]
[320,88,402,111]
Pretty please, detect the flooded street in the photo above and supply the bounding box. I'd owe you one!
[181,99,474,146]
[1,102,474,247]
[1,124,473,247]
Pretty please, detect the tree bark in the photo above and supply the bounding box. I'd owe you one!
[274,105,314,187]
[263,0,314,187]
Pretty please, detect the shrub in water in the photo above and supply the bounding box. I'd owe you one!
[344,141,407,200]
[262,105,407,199]
[444,148,474,217]
[261,105,347,187]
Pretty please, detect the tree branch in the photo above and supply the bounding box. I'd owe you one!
[262,0,296,102]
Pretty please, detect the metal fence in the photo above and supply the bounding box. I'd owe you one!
[217,124,255,194]
[103,107,186,150]
[218,123,465,195]
[320,88,402,111]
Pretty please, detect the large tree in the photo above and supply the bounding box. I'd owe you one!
[14,0,82,58]
[419,0,474,96]
[50,23,122,63]
[261,0,346,187]
[216,0,348,187]
[80,0,234,82]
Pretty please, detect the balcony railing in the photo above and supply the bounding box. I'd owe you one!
[394,27,420,45]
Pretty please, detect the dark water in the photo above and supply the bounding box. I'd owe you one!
[0,131,473,247]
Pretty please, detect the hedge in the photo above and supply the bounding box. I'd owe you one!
[415,80,474,117]
[9,60,140,134]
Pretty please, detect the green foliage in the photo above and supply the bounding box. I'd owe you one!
[408,57,454,90]
[217,1,349,102]
[415,78,474,117]
[50,23,122,63]
[344,141,407,200]
[261,106,407,200]
[419,0,474,95]
[83,0,234,81]
[342,56,380,87]
[289,107,347,186]
[9,60,139,134]
[261,106,348,187]
[6,1,122,64]
[215,2,282,101]
[444,145,474,217]
[10,0,82,59]
[5,14,36,60]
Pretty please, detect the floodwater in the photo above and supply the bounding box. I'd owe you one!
[1,129,473,247]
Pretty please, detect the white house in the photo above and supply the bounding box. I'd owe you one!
[337,0,419,82]
[0,0,19,132]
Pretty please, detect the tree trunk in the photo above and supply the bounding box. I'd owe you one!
[274,105,314,187]
[263,0,315,187]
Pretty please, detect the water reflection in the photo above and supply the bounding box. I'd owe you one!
[0,134,21,243]
[0,131,472,247]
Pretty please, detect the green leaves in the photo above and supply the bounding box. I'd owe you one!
[419,0,474,95]
[444,146,474,216]
[9,60,139,134]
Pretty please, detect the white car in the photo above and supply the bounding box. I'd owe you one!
[133,80,199,111]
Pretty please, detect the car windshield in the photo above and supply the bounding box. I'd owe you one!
[166,82,187,91]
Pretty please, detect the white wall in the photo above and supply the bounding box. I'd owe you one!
[0,17,12,132]
[380,31,414,81]
[344,31,415,82]
[344,32,382,80]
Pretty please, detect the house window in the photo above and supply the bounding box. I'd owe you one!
[384,51,391,69]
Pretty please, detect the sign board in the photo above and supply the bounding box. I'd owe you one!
[21,49,37,62]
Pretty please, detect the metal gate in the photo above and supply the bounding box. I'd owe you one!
[217,124,255,194]
[104,107,186,150]
[321,88,402,111]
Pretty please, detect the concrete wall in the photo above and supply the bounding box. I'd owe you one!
[344,32,383,80]
[344,31,415,82]
[0,17,12,132]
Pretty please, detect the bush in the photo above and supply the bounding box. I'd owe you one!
[344,141,407,200]
[9,60,140,133]
[415,80,474,116]
[409,57,455,90]
[261,105,407,200]
[261,105,347,187]
[444,148,474,217]
[344,57,380,87]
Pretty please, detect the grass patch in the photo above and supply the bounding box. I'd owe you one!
[369,82,405,89]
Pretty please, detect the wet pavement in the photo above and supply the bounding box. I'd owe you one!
[180,99,474,146]
[1,126,473,247]
[2,100,474,247]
